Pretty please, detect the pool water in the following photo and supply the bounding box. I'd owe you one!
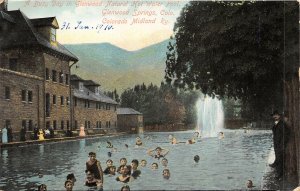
[0,130,273,190]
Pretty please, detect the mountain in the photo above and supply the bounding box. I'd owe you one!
[64,40,170,93]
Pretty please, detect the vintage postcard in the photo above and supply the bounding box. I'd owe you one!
[0,0,299,190]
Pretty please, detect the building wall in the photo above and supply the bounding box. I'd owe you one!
[0,68,44,132]
[44,53,71,130]
[0,49,44,78]
[73,98,117,130]
[117,114,143,133]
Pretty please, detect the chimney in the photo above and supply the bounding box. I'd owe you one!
[0,0,7,11]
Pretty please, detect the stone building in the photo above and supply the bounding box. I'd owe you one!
[0,8,78,134]
[117,108,143,133]
[71,75,118,134]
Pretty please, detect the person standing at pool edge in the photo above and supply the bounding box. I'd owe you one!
[269,110,290,179]
[86,152,103,188]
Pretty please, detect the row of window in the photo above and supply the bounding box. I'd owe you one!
[46,120,70,130]
[22,119,34,131]
[83,121,116,129]
[3,119,117,130]
[45,68,69,85]
[74,98,116,111]
[22,90,33,102]
[4,87,33,102]
[51,94,69,106]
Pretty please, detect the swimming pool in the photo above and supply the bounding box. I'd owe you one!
[0,130,273,190]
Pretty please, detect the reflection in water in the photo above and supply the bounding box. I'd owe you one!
[0,130,272,190]
[80,139,86,151]
[39,144,44,155]
[1,149,8,166]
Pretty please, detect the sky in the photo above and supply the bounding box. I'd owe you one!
[8,0,188,50]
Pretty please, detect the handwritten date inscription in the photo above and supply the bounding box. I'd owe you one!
[61,21,114,32]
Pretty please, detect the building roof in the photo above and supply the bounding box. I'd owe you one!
[73,85,118,105]
[0,11,15,23]
[84,80,100,87]
[70,74,84,81]
[117,108,142,115]
[31,17,59,29]
[0,10,78,62]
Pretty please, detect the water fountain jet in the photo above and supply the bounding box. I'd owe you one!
[196,96,224,138]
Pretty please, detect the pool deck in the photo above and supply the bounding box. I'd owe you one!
[0,132,127,149]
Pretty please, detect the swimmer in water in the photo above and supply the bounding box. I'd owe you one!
[121,185,130,191]
[140,159,147,167]
[103,159,113,174]
[218,132,225,139]
[106,141,113,148]
[246,180,254,188]
[162,169,170,180]
[135,136,143,146]
[186,138,196,144]
[116,165,131,183]
[194,155,200,163]
[151,162,158,170]
[161,158,168,168]
[171,137,177,144]
[147,147,169,160]
[109,166,116,176]
[117,158,131,175]
[64,180,73,191]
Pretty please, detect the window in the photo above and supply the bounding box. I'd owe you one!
[75,120,78,129]
[79,82,84,91]
[9,58,17,71]
[106,121,108,128]
[46,121,50,129]
[50,28,56,42]
[97,121,102,128]
[106,104,110,110]
[5,86,10,99]
[66,97,69,106]
[114,105,117,111]
[74,97,77,107]
[95,87,99,95]
[5,120,10,128]
[61,96,64,105]
[65,74,69,85]
[61,121,64,130]
[22,120,27,129]
[85,100,90,108]
[85,121,87,128]
[53,120,57,130]
[28,91,32,102]
[52,70,57,82]
[53,95,56,105]
[46,93,50,117]
[109,121,111,128]
[28,120,33,131]
[21,90,26,102]
[45,68,49,80]
[67,120,70,129]
[88,121,90,128]
[59,72,63,83]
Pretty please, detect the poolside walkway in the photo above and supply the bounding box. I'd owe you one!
[0,132,127,149]
[261,149,298,190]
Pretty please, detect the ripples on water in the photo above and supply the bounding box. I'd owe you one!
[0,130,272,190]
